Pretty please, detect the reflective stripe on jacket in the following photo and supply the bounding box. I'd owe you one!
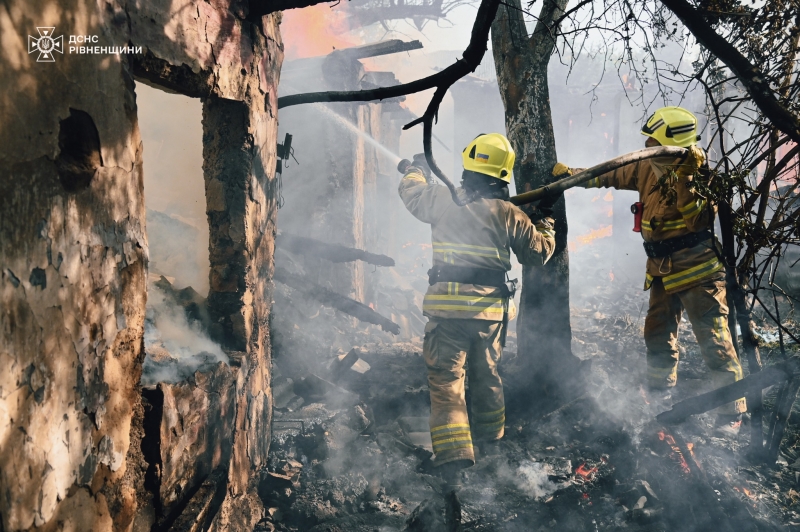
[583,154,724,294]
[399,169,556,320]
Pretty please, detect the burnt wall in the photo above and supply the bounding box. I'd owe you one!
[0,0,282,530]
[0,2,146,529]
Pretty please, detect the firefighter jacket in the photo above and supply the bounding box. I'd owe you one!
[583,154,724,294]
[399,168,556,321]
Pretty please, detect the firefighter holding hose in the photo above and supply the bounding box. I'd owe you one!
[553,106,746,436]
[398,133,556,494]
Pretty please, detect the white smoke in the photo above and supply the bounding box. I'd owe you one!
[492,459,564,500]
[514,461,562,499]
[142,284,228,385]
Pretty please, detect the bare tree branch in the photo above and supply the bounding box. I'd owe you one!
[659,0,800,144]
[249,0,336,18]
[277,0,500,110]
[278,0,502,205]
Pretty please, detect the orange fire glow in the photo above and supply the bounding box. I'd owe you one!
[569,225,613,252]
[621,74,635,90]
[603,191,613,202]
[657,429,691,474]
[734,486,758,500]
[281,4,355,60]
[609,270,615,282]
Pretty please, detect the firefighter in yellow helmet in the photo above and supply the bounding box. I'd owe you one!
[553,106,746,435]
[398,133,556,491]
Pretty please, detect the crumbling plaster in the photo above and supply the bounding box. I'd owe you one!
[0,0,282,530]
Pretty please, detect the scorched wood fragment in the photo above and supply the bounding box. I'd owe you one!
[273,266,401,334]
[276,232,395,266]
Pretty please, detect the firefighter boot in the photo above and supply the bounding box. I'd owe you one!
[444,489,463,532]
[438,460,468,532]
[438,459,469,492]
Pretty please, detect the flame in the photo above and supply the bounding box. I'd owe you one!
[603,191,613,202]
[569,225,613,252]
[607,208,613,217]
[656,430,691,474]
[575,463,598,483]
[621,74,635,90]
[735,486,757,500]
[281,4,355,60]
[609,270,615,282]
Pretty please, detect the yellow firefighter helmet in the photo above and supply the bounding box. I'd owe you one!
[462,133,515,183]
[641,106,700,148]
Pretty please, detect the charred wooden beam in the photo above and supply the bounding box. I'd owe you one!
[668,429,735,532]
[330,348,360,382]
[338,39,423,60]
[766,377,800,462]
[273,266,401,334]
[276,233,395,266]
[656,364,793,424]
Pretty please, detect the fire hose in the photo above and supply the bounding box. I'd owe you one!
[398,146,687,206]
[507,146,687,206]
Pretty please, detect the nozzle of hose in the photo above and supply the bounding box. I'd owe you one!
[397,159,412,174]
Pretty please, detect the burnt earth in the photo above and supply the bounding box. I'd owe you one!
[263,259,799,531]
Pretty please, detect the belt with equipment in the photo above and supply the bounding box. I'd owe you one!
[643,229,713,258]
[427,264,517,347]
[427,264,513,295]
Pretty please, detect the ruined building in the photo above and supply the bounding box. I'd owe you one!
[0,1,283,529]
[276,40,419,306]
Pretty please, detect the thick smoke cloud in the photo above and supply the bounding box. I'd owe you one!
[142,283,228,386]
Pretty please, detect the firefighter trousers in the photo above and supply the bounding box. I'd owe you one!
[644,277,746,415]
[423,318,505,467]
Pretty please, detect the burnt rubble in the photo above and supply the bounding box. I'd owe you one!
[260,253,800,531]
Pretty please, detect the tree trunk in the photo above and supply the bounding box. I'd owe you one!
[492,0,582,396]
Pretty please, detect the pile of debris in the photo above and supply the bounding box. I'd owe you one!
[259,263,800,531]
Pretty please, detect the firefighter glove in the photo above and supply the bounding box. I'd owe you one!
[534,217,556,235]
[552,162,572,179]
[675,145,705,180]
[527,204,554,223]
[411,153,433,182]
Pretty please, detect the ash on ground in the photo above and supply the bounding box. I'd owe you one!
[259,250,800,531]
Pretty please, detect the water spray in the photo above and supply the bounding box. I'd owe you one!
[313,103,402,165]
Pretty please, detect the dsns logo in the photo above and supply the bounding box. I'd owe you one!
[28,27,63,62]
